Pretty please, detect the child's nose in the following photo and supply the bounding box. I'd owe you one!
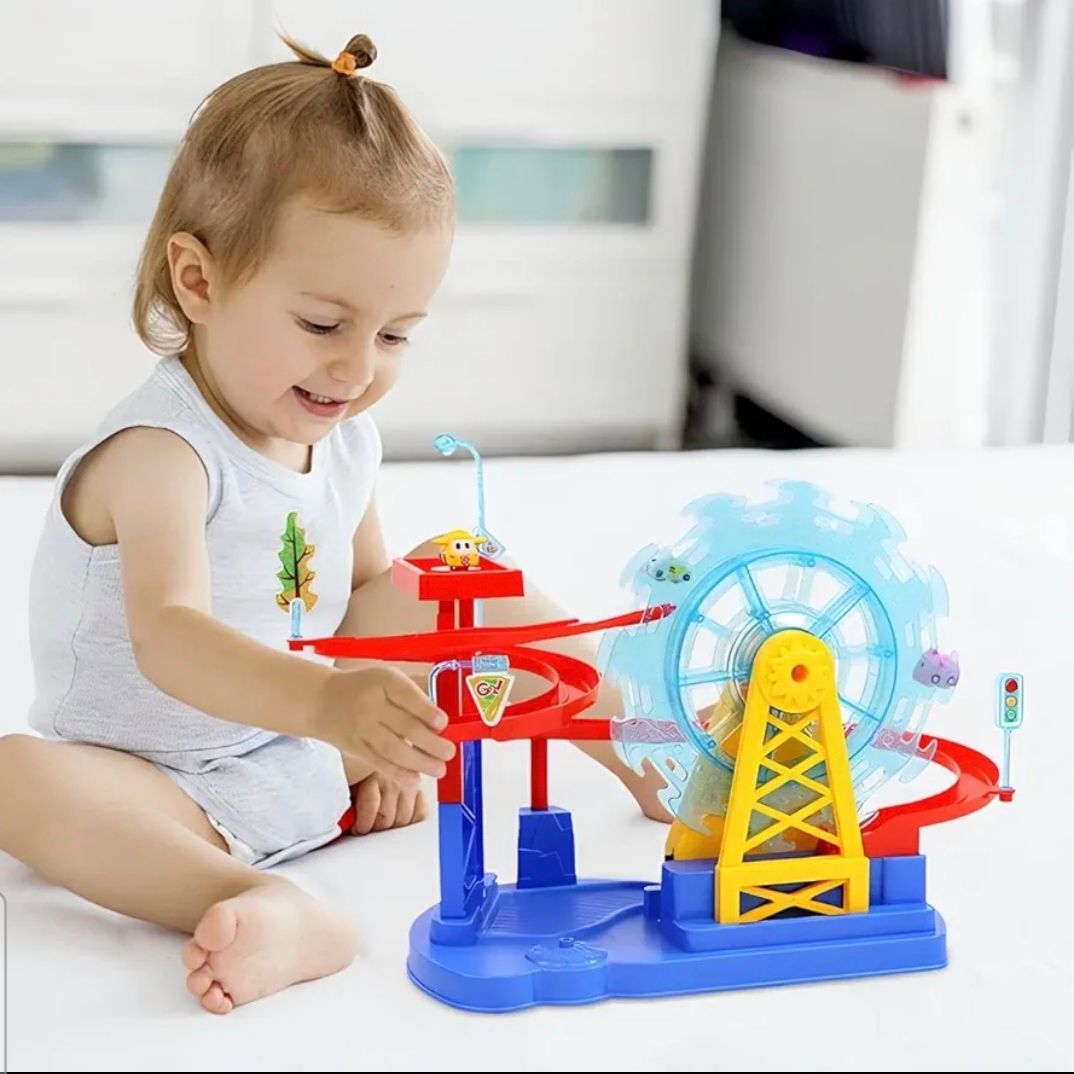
[327,345,374,389]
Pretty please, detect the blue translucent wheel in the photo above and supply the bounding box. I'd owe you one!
[599,482,954,832]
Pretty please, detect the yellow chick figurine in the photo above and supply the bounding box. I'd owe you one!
[432,530,486,570]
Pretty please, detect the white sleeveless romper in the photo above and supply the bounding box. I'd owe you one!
[27,355,381,868]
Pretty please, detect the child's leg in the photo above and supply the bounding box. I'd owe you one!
[336,544,671,820]
[0,733,357,1013]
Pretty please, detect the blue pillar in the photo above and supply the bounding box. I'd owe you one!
[517,806,577,889]
[438,741,487,919]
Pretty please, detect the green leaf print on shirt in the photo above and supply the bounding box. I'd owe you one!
[276,511,318,613]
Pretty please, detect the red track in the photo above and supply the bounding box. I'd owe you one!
[289,605,675,743]
[294,597,1007,845]
[288,602,674,664]
[861,735,1007,857]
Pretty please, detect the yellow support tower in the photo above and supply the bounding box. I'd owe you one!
[715,629,869,924]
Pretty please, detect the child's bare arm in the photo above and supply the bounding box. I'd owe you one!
[351,489,391,590]
[335,496,432,699]
[77,427,453,784]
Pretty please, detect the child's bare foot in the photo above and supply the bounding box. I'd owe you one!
[350,771,428,835]
[622,760,674,823]
[181,881,358,1014]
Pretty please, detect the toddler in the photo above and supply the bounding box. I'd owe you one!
[0,32,667,1015]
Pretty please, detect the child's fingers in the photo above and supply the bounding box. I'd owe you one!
[375,730,448,779]
[382,671,448,730]
[396,715,456,762]
[412,790,428,824]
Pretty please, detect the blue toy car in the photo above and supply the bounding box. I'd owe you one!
[645,554,692,584]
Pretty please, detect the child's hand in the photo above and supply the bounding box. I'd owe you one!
[350,770,428,835]
[317,667,455,787]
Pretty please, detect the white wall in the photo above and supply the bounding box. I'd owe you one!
[691,32,935,449]
[0,1,718,469]
[989,0,1074,446]
[692,1,1074,451]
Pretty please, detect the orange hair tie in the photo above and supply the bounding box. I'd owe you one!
[331,50,357,76]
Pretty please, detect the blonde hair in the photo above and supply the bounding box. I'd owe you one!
[133,32,455,355]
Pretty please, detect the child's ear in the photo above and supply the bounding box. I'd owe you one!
[167,232,215,325]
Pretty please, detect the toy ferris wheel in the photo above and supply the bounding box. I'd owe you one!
[602,481,961,862]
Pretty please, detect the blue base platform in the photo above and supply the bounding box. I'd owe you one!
[409,809,948,1013]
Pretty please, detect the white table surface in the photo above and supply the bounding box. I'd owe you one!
[0,444,1070,1072]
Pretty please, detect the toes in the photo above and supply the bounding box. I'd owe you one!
[352,778,381,835]
[186,965,215,998]
[181,940,208,972]
[193,899,239,954]
[200,981,234,1015]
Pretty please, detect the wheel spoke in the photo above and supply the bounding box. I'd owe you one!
[811,581,868,639]
[692,614,730,639]
[782,558,816,607]
[782,563,803,602]
[838,694,876,722]
[737,566,774,634]
[681,668,735,689]
[839,643,892,660]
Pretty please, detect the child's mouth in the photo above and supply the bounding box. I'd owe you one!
[293,386,349,419]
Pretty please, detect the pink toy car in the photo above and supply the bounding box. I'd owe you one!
[913,649,959,688]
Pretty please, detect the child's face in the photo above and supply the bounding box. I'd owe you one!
[190,195,452,447]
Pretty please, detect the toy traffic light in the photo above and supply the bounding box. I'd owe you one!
[996,674,1023,730]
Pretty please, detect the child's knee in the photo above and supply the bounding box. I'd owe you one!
[0,735,57,815]
[0,733,49,778]
[408,538,442,558]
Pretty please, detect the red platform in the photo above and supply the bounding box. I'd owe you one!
[391,556,525,602]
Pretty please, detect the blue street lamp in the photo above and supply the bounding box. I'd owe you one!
[433,434,504,559]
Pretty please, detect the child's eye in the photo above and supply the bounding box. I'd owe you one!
[296,316,340,336]
[378,331,409,348]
